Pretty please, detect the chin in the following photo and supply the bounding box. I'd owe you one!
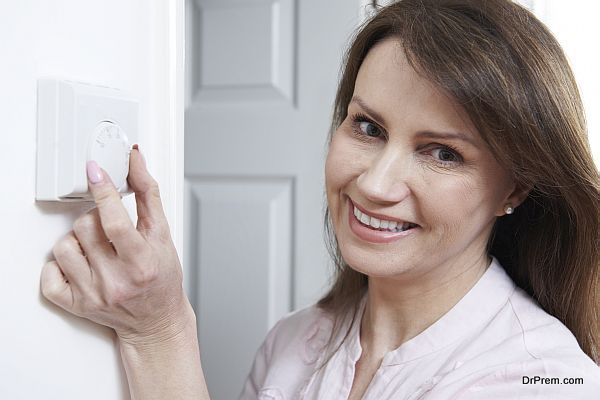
[341,247,417,278]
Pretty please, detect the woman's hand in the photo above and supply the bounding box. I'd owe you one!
[40,148,211,399]
[40,147,190,345]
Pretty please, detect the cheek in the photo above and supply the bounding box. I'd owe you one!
[426,172,510,251]
[467,161,515,216]
[418,173,493,230]
[325,134,366,191]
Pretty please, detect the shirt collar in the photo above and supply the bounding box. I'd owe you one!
[343,256,516,366]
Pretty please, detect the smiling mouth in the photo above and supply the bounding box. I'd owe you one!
[352,203,419,233]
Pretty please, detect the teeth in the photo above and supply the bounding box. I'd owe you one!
[353,205,415,232]
[360,213,370,225]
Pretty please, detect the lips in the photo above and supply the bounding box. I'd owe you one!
[354,205,418,232]
[348,197,418,226]
[346,197,419,244]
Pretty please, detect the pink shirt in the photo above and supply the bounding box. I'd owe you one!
[239,258,600,399]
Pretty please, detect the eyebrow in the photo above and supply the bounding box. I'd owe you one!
[415,130,478,147]
[350,96,389,128]
[349,95,479,147]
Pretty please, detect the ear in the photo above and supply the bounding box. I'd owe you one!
[495,182,531,216]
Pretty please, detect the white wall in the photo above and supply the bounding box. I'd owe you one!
[545,1,600,164]
[527,0,600,164]
[0,1,183,399]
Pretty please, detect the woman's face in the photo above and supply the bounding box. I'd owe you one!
[325,38,518,280]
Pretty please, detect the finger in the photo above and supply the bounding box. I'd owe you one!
[40,260,74,311]
[52,232,92,287]
[127,146,170,239]
[86,160,146,258]
[73,208,116,264]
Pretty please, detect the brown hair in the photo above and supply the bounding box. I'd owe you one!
[318,0,600,364]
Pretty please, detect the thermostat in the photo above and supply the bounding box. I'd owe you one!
[36,79,139,201]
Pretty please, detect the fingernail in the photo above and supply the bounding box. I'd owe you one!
[86,160,103,184]
[133,144,146,167]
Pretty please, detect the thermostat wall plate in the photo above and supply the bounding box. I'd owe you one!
[36,79,139,201]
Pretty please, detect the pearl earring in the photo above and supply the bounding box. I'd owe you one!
[505,205,514,215]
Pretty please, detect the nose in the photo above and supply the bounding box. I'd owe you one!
[356,148,411,204]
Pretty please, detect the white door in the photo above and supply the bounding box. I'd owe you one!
[184,0,364,398]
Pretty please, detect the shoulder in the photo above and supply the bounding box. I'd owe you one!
[262,302,334,366]
[424,284,600,399]
[475,283,599,379]
[506,286,596,368]
[434,358,600,400]
[238,302,335,399]
[451,263,596,369]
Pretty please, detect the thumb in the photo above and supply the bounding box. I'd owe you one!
[127,145,169,235]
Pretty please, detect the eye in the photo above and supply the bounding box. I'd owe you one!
[430,146,462,164]
[350,113,385,141]
[359,121,382,137]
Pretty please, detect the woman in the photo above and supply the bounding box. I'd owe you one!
[41,0,599,399]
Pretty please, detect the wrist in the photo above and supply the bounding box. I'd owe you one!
[117,296,197,350]
[117,300,210,400]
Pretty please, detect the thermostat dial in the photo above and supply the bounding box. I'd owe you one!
[88,121,131,191]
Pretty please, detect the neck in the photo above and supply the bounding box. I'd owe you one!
[359,253,491,359]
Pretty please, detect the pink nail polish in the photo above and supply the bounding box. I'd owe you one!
[134,145,146,167]
[86,160,103,184]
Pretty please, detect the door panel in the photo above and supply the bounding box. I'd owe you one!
[184,0,359,398]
